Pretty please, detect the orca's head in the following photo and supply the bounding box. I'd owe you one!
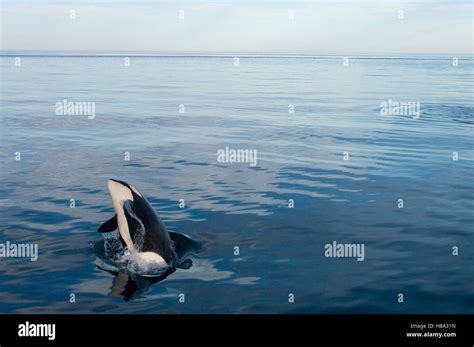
[107,179,143,203]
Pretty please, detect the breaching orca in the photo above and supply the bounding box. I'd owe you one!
[98,179,178,268]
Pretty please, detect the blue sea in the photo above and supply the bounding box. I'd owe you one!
[0,53,472,313]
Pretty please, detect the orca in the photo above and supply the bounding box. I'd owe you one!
[98,179,177,268]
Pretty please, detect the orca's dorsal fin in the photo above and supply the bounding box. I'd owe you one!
[98,215,118,233]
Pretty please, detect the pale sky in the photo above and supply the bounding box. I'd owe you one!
[0,0,472,54]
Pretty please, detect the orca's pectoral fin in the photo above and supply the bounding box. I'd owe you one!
[98,215,118,233]
[169,232,202,256]
[177,258,193,270]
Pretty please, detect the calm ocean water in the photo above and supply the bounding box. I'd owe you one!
[0,54,472,313]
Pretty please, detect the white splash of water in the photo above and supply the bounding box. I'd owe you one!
[100,233,169,277]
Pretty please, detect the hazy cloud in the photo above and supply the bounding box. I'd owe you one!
[0,0,472,54]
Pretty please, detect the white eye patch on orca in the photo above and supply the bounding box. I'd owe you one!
[129,185,142,197]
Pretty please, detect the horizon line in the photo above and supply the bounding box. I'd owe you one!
[1,50,473,59]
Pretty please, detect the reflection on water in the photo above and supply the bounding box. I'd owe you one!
[106,270,176,301]
[0,55,473,313]
[94,257,235,302]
